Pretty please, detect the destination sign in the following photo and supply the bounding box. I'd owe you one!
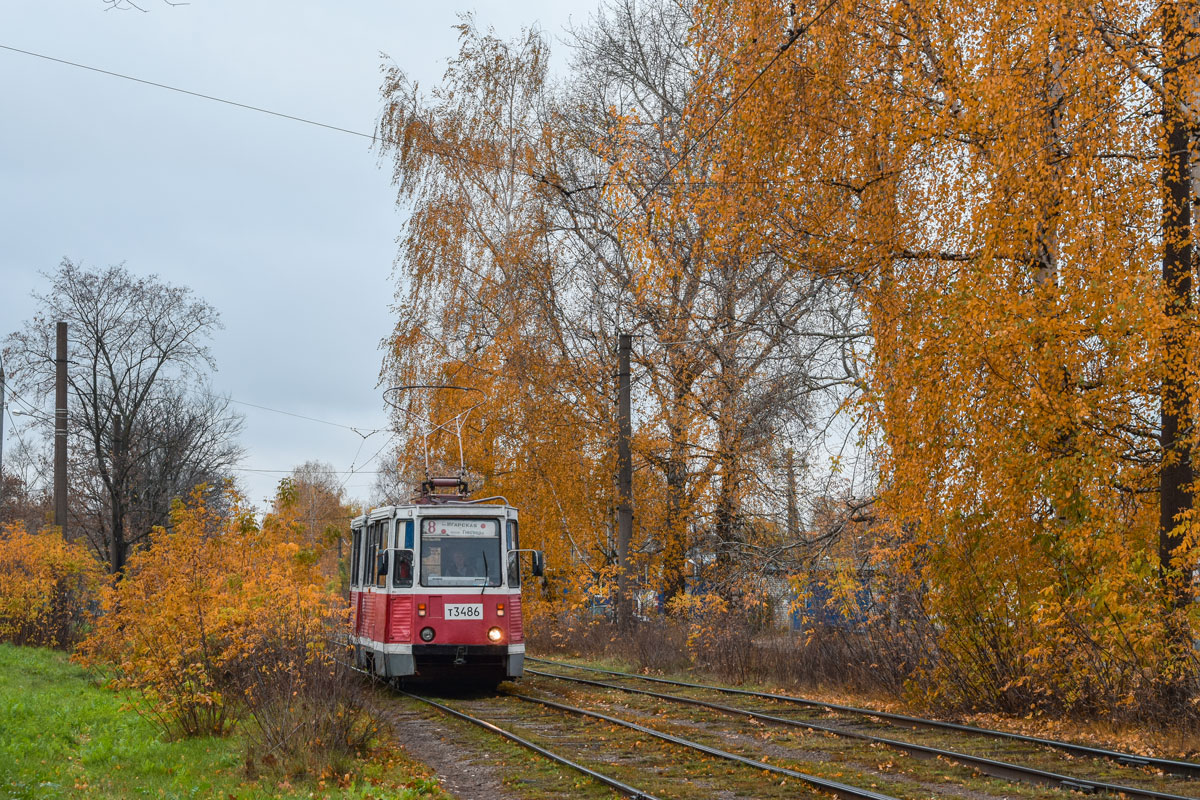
[423,518,498,537]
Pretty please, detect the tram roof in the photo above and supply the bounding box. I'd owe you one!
[351,499,517,527]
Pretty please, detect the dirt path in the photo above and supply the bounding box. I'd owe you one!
[376,701,524,800]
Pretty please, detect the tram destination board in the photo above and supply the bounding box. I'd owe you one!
[424,519,497,536]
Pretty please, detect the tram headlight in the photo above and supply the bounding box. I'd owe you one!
[420,627,435,642]
[487,626,504,643]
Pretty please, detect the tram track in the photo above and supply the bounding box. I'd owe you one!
[346,657,663,799]
[356,655,1199,800]
[398,690,664,800]
[398,678,1171,800]
[385,683,917,800]
[525,665,1196,800]
[504,691,902,800]
[530,656,1200,781]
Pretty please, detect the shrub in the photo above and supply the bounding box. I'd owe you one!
[0,522,103,649]
[233,637,378,778]
[77,486,354,750]
[667,592,759,683]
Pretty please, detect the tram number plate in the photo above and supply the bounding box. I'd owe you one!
[444,603,483,620]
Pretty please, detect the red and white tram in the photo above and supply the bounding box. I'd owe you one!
[349,477,543,685]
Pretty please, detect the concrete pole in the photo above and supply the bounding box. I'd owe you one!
[55,322,67,535]
[616,333,633,629]
[0,355,6,488]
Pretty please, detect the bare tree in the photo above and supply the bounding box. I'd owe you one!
[3,260,243,573]
[374,1,865,613]
[553,0,861,600]
[101,0,190,11]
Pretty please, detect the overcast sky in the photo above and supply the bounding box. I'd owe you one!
[0,0,596,509]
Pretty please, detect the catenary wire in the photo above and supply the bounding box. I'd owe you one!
[0,40,856,193]
[3,379,394,492]
[222,396,385,438]
[0,43,377,141]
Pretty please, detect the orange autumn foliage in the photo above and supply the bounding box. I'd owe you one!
[0,522,103,649]
[376,0,1200,720]
[684,0,1199,713]
[377,14,827,632]
[377,22,624,625]
[77,485,348,738]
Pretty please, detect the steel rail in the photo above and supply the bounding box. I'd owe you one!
[399,690,663,800]
[507,691,903,800]
[529,667,1196,800]
[341,655,659,799]
[529,656,1200,780]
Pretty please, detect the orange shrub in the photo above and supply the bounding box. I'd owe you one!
[0,522,103,649]
[77,486,349,739]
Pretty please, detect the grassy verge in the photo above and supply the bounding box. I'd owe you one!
[0,644,451,800]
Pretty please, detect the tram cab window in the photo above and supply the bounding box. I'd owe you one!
[506,520,520,588]
[392,549,414,588]
[420,518,501,587]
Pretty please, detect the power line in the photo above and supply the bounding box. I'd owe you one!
[224,396,384,438]
[3,379,394,485]
[3,407,31,464]
[4,385,52,423]
[0,42,585,194]
[0,40,853,195]
[7,379,386,438]
[232,467,386,475]
[339,432,398,494]
[0,43,376,142]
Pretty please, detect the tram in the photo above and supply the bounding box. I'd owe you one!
[348,475,544,685]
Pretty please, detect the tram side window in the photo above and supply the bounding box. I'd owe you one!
[373,522,384,587]
[355,525,364,587]
[506,520,520,588]
[392,549,413,588]
[350,528,361,589]
[363,522,378,587]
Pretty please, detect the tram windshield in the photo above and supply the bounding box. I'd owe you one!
[420,518,502,587]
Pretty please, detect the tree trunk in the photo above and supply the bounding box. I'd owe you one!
[1160,1,1194,615]
[661,416,689,605]
[713,407,741,600]
[109,501,126,575]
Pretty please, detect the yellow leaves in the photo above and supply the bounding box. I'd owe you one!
[0,522,103,649]
[77,485,347,738]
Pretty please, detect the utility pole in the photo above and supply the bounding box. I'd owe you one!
[785,448,799,541]
[0,355,5,490]
[616,333,634,630]
[55,322,67,535]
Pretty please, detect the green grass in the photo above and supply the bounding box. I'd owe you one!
[0,644,450,800]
